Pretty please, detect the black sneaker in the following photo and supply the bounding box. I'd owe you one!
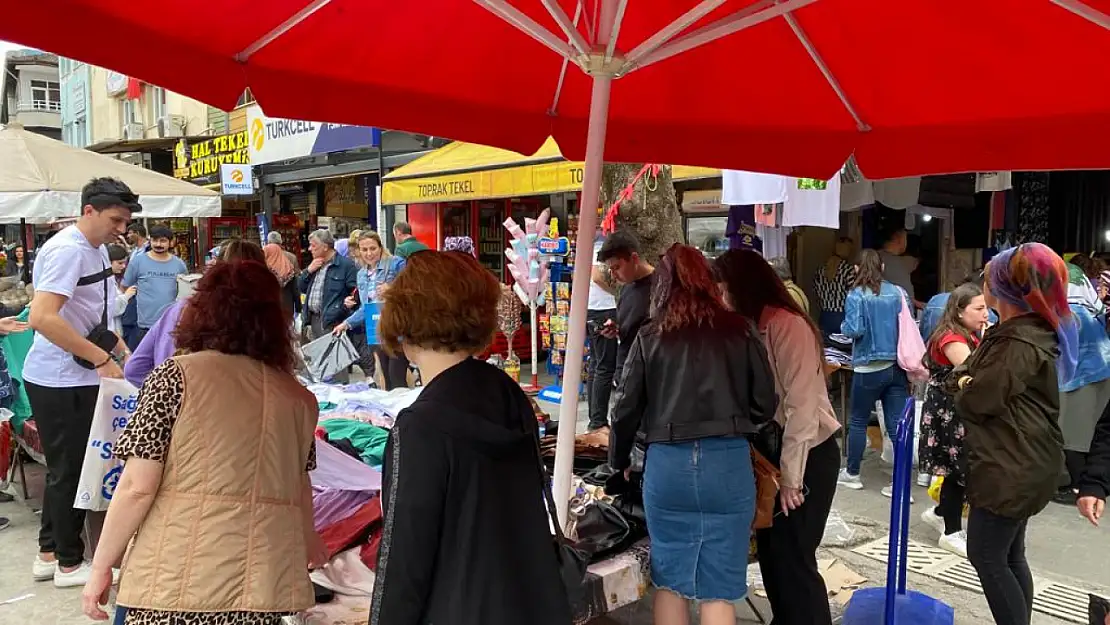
[0,491,14,503]
[1052,488,1078,505]
[0,517,9,531]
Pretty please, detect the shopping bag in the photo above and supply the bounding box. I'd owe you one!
[879,400,923,465]
[897,288,929,382]
[302,332,360,382]
[75,378,139,512]
[362,302,383,346]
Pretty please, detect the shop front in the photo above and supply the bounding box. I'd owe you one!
[172,129,256,264]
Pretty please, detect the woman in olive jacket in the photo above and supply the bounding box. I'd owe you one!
[948,243,1078,625]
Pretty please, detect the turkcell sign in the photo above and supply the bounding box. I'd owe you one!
[247,105,381,165]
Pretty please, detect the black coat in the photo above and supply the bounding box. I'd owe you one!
[1079,399,1110,501]
[953,314,1065,519]
[370,358,571,625]
[608,309,777,470]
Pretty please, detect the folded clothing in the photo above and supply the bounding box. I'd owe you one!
[319,419,390,467]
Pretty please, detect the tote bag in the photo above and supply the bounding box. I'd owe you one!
[896,288,929,382]
[363,302,383,346]
[75,378,139,512]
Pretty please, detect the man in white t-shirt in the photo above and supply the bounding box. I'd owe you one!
[587,235,618,431]
[24,177,138,588]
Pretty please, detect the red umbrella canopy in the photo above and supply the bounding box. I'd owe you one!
[6,0,1110,177]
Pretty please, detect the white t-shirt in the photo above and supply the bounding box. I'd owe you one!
[24,225,116,388]
[782,175,842,228]
[721,170,788,206]
[588,240,617,311]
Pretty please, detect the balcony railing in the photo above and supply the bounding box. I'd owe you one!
[19,100,62,112]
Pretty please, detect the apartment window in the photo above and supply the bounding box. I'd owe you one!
[152,86,167,120]
[120,98,137,125]
[30,80,61,111]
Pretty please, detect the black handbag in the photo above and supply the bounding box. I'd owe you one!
[749,418,785,468]
[74,265,120,370]
[531,428,589,611]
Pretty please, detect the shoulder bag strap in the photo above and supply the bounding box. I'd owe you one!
[76,265,113,327]
[531,422,570,546]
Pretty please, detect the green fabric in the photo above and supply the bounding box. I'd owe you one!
[320,419,390,467]
[2,307,33,432]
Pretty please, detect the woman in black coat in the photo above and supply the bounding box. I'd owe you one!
[370,250,571,625]
[1078,401,1110,526]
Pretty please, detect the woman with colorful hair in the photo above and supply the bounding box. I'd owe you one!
[948,242,1077,625]
[610,244,776,625]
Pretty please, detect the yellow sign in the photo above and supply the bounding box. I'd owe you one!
[173,130,250,185]
[384,161,586,204]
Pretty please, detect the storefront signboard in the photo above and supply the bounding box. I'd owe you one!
[220,164,254,195]
[246,105,381,165]
[382,161,586,205]
[173,131,250,186]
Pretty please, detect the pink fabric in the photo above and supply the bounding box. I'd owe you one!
[897,289,929,382]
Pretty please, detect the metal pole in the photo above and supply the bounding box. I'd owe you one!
[551,72,612,528]
[379,132,393,247]
[19,218,28,254]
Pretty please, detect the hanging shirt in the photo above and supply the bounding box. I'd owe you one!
[721,170,788,206]
[588,240,617,311]
[782,175,842,228]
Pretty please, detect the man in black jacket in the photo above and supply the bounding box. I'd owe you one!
[299,229,359,337]
[597,230,655,385]
[1078,401,1110,526]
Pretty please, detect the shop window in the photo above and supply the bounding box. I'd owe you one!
[29,79,61,111]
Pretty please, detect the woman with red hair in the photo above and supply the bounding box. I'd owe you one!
[82,260,324,625]
[609,244,777,625]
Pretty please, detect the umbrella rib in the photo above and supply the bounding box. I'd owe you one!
[1047,0,1110,30]
[542,0,592,55]
[625,0,820,73]
[236,0,334,62]
[623,0,733,69]
[783,13,869,131]
[474,0,579,61]
[550,3,586,116]
[604,0,630,62]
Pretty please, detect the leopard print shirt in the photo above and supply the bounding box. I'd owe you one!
[115,359,316,625]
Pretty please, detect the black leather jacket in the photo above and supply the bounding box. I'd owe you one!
[608,310,778,470]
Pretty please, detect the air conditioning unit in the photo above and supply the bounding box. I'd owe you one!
[122,123,145,140]
[157,115,183,138]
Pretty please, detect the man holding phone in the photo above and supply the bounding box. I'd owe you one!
[587,234,619,431]
[597,230,656,387]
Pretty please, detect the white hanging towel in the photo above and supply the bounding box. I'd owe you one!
[782,175,842,228]
[757,225,792,258]
[721,170,788,206]
[840,179,876,211]
[873,177,922,209]
[976,172,1012,192]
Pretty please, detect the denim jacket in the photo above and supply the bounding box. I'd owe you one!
[347,255,406,331]
[841,281,905,367]
[1061,304,1110,392]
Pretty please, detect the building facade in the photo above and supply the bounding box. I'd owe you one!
[0,50,61,140]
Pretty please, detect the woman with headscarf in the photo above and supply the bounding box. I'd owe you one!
[947,243,1077,625]
[264,241,299,324]
[444,236,477,257]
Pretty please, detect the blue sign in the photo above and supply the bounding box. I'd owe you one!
[538,237,570,256]
[257,213,269,243]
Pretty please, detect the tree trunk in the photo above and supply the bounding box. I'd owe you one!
[600,163,683,262]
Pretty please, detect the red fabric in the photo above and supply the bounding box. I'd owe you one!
[0,422,11,478]
[4,1,1110,178]
[989,191,1006,231]
[929,330,979,367]
[125,77,141,100]
[318,495,382,560]
[359,532,383,572]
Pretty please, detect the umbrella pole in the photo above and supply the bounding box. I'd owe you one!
[552,72,612,527]
[20,219,28,254]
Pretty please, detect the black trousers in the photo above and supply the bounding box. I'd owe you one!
[938,477,966,535]
[967,507,1034,625]
[25,381,100,568]
[755,436,840,625]
[1064,449,1087,490]
[373,345,410,391]
[586,309,617,430]
[347,331,377,379]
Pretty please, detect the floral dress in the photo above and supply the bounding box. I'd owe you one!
[918,331,978,479]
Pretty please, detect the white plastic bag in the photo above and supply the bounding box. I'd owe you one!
[74,378,139,511]
[877,399,923,465]
[301,332,359,382]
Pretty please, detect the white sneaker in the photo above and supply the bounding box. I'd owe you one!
[837,469,864,490]
[881,485,915,503]
[921,506,945,535]
[53,562,119,589]
[939,531,969,558]
[917,473,932,487]
[32,555,56,581]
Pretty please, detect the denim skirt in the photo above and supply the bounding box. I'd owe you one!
[643,436,755,602]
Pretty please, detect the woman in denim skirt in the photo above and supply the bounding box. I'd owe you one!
[609,244,777,625]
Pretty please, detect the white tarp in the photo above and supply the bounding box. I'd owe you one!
[0,123,221,222]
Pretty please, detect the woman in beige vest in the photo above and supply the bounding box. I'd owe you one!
[82,260,325,624]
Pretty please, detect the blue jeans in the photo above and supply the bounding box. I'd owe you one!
[846,365,912,475]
